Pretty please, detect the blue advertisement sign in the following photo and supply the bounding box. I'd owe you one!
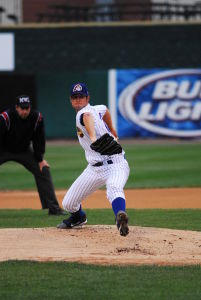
[109,69,201,138]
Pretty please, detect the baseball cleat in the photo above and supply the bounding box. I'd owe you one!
[57,213,87,229]
[116,211,129,236]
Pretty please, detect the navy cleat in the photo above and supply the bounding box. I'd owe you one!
[57,212,87,229]
[116,211,129,236]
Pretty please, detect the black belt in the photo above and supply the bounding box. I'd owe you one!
[92,160,113,167]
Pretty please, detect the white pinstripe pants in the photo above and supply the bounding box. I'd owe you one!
[62,158,130,213]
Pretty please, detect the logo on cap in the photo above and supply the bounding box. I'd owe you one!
[19,97,30,103]
[16,95,31,108]
[73,84,82,92]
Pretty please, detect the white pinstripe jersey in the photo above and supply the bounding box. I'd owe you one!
[76,104,124,165]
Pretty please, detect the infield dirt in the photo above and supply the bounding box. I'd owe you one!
[0,187,201,209]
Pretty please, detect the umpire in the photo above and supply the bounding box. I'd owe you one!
[0,95,64,215]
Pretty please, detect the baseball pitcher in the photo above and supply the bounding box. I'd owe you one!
[57,83,130,236]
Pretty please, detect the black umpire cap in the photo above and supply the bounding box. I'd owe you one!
[16,95,31,109]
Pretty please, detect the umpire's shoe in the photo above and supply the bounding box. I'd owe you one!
[57,212,87,229]
[116,211,129,236]
[48,208,67,216]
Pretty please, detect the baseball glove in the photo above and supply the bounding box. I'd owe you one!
[90,133,122,155]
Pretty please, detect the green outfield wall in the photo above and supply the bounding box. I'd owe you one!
[1,23,201,137]
[36,70,107,138]
[1,23,201,71]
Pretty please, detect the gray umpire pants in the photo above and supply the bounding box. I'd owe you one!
[0,150,60,211]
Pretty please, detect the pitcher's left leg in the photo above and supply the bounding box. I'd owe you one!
[62,165,105,212]
[58,165,105,229]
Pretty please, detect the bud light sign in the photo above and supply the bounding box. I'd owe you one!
[111,69,201,138]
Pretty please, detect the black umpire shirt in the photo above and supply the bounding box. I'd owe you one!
[0,108,45,162]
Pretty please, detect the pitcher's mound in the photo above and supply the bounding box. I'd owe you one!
[0,225,201,265]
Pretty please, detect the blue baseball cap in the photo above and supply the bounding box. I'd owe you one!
[70,83,89,97]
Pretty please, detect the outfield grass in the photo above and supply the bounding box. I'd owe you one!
[1,261,201,300]
[0,143,200,189]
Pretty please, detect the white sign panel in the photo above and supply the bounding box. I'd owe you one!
[0,33,15,71]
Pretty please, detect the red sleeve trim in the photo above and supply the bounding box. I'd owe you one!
[0,112,10,130]
[34,112,43,130]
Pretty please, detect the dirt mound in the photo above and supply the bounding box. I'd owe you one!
[1,225,201,265]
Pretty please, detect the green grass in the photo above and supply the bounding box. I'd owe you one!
[0,261,201,300]
[0,143,200,189]
[0,209,201,231]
